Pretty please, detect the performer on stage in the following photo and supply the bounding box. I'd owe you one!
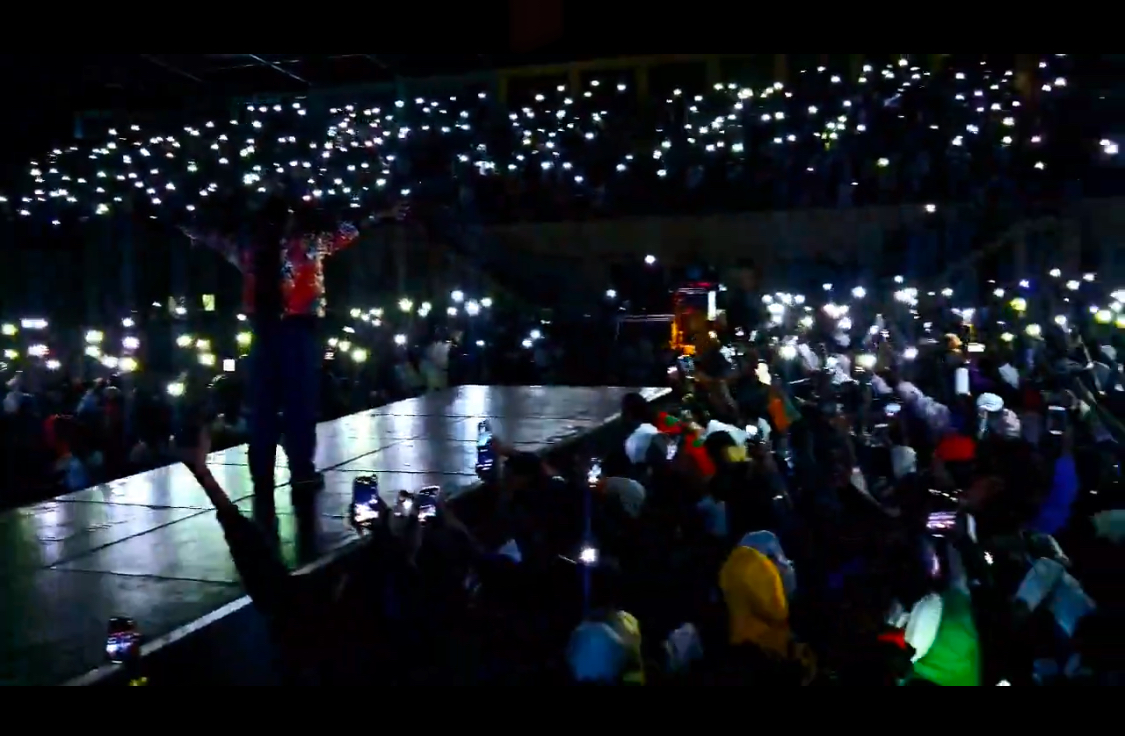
[183,195,403,502]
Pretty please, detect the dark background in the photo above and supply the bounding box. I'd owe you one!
[0,0,587,184]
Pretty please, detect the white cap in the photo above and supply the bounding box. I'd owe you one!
[891,445,918,479]
[976,392,1004,413]
[905,593,944,662]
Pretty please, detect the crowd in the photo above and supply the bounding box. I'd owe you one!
[0,53,1122,685]
[0,53,1108,314]
[0,291,619,508]
[0,53,1106,508]
[2,54,1091,228]
[167,260,1124,686]
[0,273,679,507]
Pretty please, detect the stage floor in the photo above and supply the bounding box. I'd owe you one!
[0,385,667,686]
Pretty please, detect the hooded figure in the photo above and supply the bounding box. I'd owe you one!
[737,531,797,599]
[566,610,645,685]
[719,545,817,683]
[719,546,792,658]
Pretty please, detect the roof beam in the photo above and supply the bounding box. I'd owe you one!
[363,54,391,70]
[138,54,204,84]
[245,54,308,85]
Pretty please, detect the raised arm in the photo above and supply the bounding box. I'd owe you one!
[316,222,361,256]
[180,430,292,619]
[317,202,407,257]
[180,225,245,271]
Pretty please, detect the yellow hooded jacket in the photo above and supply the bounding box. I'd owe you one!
[719,546,792,658]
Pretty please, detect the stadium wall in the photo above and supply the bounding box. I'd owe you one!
[482,197,1125,288]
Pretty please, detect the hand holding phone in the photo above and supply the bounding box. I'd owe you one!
[927,511,957,533]
[416,486,441,523]
[587,459,603,486]
[350,475,384,529]
[106,617,140,664]
[476,421,495,474]
[1047,405,1067,436]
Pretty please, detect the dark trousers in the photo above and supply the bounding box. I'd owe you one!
[248,317,319,488]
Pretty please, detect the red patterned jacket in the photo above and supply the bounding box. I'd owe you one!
[182,223,359,318]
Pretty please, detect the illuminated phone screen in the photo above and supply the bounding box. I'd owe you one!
[351,477,381,526]
[477,428,494,471]
[417,486,440,522]
[106,618,140,664]
[927,512,956,533]
[1047,406,1067,435]
[587,461,602,486]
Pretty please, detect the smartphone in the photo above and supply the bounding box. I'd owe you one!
[351,475,382,527]
[560,544,600,567]
[967,342,985,354]
[666,438,680,461]
[745,423,761,445]
[871,423,891,445]
[756,362,772,386]
[106,617,140,664]
[587,459,602,486]
[476,421,494,473]
[1047,406,1067,436]
[416,486,440,523]
[677,355,695,375]
[954,366,970,396]
[927,511,957,534]
[885,402,901,417]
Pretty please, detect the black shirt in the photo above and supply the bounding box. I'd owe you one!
[252,223,285,320]
[723,288,762,337]
[696,344,732,381]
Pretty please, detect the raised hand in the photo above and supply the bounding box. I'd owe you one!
[178,425,212,473]
[374,200,409,222]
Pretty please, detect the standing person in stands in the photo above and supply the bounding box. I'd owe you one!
[723,257,763,339]
[183,195,402,502]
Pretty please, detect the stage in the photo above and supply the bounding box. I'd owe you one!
[0,386,667,686]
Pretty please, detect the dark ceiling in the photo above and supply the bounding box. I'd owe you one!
[0,49,603,174]
[6,53,604,113]
[8,52,1109,119]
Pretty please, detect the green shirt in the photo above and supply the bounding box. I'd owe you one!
[911,590,981,687]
